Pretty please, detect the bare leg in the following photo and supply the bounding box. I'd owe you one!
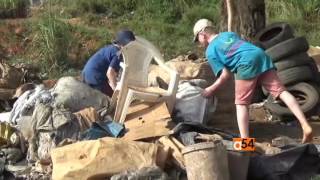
[236,104,250,138]
[278,91,313,143]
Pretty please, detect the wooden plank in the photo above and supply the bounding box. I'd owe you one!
[158,136,185,169]
[170,136,185,150]
[125,102,171,121]
[122,102,174,141]
[156,144,170,169]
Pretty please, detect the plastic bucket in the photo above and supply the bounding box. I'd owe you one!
[227,151,250,180]
[182,141,230,180]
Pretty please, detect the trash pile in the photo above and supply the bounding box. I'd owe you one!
[254,22,320,118]
[0,62,41,112]
[0,37,319,180]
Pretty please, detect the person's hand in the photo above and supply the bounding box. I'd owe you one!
[202,87,214,97]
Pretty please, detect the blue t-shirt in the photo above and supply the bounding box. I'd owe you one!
[205,32,275,80]
[82,44,121,85]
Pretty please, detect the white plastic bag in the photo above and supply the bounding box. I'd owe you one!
[174,80,217,125]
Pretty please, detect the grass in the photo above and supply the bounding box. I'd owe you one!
[266,0,320,45]
[0,0,27,9]
[32,14,73,74]
[48,0,221,59]
[3,0,320,78]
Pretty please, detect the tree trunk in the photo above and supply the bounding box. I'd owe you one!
[220,0,266,41]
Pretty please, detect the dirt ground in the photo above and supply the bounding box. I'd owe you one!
[207,79,320,145]
[249,118,320,144]
[210,106,320,144]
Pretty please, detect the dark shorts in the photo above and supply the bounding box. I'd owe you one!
[89,83,113,97]
[81,74,113,97]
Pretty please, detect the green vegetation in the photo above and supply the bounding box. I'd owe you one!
[3,0,320,78]
[0,0,28,18]
[0,0,26,9]
[267,0,320,46]
[48,0,221,58]
[33,15,72,72]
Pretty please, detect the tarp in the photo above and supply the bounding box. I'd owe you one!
[248,144,320,180]
[9,85,52,124]
[51,77,111,112]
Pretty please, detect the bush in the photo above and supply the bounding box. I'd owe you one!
[0,0,29,18]
[32,13,74,76]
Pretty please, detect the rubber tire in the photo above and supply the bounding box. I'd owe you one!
[266,37,309,62]
[277,66,313,85]
[307,58,320,83]
[255,22,294,49]
[274,52,310,71]
[265,82,319,116]
[262,65,314,95]
[253,41,266,50]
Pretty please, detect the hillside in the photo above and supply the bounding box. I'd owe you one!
[0,0,319,78]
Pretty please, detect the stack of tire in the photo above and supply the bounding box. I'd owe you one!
[254,22,320,118]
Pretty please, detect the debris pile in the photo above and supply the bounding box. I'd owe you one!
[0,38,319,179]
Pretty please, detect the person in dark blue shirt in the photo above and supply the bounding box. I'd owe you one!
[82,30,135,97]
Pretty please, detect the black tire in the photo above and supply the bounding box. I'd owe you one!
[265,82,319,116]
[266,37,309,62]
[278,66,313,85]
[253,41,266,50]
[255,22,294,49]
[274,53,310,71]
[307,58,320,83]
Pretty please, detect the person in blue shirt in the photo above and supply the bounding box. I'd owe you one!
[82,30,135,97]
[193,19,313,143]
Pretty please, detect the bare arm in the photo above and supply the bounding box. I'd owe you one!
[106,67,118,90]
[202,68,232,97]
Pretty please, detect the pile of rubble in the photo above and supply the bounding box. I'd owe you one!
[0,55,318,180]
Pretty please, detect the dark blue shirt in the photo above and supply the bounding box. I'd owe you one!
[82,44,121,85]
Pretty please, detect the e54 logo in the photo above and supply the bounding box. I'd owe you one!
[233,138,255,151]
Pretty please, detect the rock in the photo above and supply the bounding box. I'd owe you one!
[255,142,282,155]
[271,136,298,147]
[110,166,169,180]
[187,53,198,60]
[249,102,272,122]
